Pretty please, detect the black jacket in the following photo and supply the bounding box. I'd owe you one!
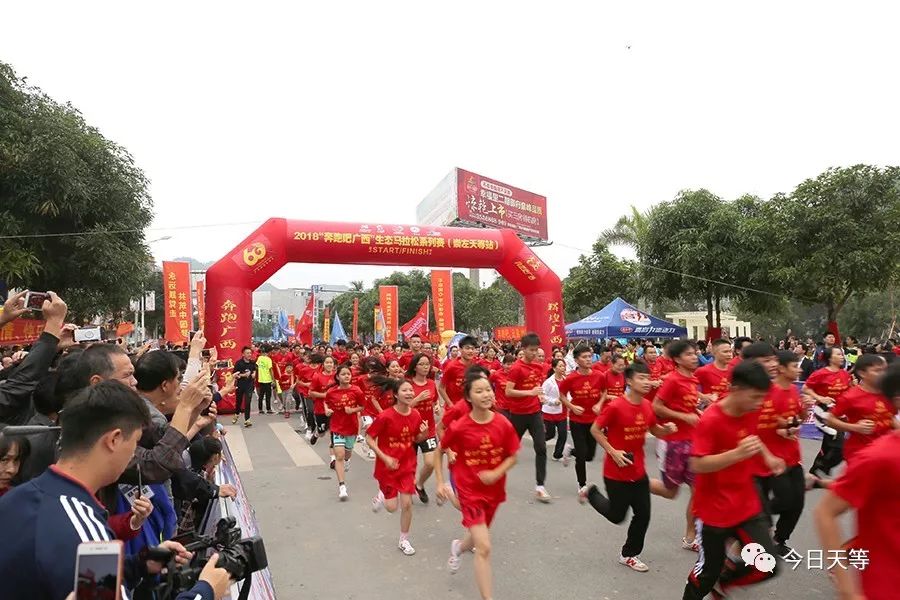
[0,331,58,428]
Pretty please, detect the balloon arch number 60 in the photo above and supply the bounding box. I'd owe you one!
[204,218,566,360]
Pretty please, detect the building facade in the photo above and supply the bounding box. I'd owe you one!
[664,311,752,341]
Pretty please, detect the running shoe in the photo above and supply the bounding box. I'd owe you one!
[447,539,462,573]
[416,486,429,504]
[682,537,700,552]
[338,484,348,501]
[398,539,416,556]
[310,433,319,445]
[535,486,552,503]
[329,457,336,470]
[775,542,795,559]
[562,446,572,467]
[305,431,313,442]
[618,555,649,572]
[356,434,365,443]
[372,491,385,513]
[232,416,238,425]
[367,449,376,460]
[577,485,590,505]
[243,420,252,428]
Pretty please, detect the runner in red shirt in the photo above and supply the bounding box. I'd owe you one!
[541,359,569,465]
[600,355,627,407]
[694,338,734,404]
[650,340,702,551]
[592,346,612,374]
[332,340,349,365]
[439,365,493,438]
[504,333,552,503]
[584,361,678,573]
[407,353,439,504]
[559,344,606,496]
[422,341,441,380]
[826,354,894,464]
[367,379,428,557]
[398,334,424,370]
[276,363,295,419]
[325,365,365,501]
[435,373,520,600]
[355,357,393,459]
[479,346,502,373]
[439,337,479,406]
[641,344,668,402]
[755,349,806,557]
[728,336,752,369]
[803,347,852,479]
[683,361,785,600]
[489,354,515,415]
[814,361,900,600]
[295,354,320,438]
[308,356,337,449]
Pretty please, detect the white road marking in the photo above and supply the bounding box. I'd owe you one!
[223,425,254,472]
[269,422,325,467]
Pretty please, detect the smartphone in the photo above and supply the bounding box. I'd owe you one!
[74,327,102,343]
[622,452,635,463]
[24,291,50,311]
[75,541,124,600]
[136,464,142,498]
[215,360,231,370]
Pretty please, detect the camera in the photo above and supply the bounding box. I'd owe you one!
[152,517,267,599]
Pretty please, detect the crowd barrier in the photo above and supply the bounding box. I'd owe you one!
[207,438,278,599]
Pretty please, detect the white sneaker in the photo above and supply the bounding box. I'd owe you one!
[577,485,589,505]
[367,449,376,460]
[562,444,573,467]
[304,431,313,442]
[682,537,700,552]
[619,555,649,572]
[338,484,349,501]
[447,539,462,573]
[344,459,350,472]
[356,434,365,443]
[398,538,416,556]
[535,486,552,503]
[372,491,384,513]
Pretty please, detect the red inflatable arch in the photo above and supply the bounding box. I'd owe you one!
[205,219,566,360]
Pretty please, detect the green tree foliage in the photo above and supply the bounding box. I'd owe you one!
[0,62,154,320]
[463,278,522,332]
[598,204,651,250]
[563,241,637,321]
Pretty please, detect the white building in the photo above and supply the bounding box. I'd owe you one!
[665,311,752,341]
[252,283,350,323]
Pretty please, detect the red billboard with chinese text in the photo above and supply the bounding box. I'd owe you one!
[163,261,192,344]
[379,286,399,344]
[457,169,548,241]
[430,270,455,332]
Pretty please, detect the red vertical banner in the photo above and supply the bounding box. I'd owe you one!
[378,286,399,344]
[163,261,191,343]
[430,270,455,332]
[288,314,296,331]
[196,280,206,332]
[352,298,359,342]
[323,307,331,343]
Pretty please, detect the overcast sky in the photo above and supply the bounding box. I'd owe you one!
[4,2,899,290]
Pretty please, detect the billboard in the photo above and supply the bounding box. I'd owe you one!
[417,168,548,241]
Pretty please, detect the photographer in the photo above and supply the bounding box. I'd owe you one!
[0,381,230,600]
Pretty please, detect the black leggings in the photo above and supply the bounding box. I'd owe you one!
[257,382,273,412]
[235,386,253,421]
[811,432,844,477]
[756,464,806,544]
[508,411,547,486]
[569,421,598,488]
[682,514,779,599]
[544,418,567,460]
[588,476,651,558]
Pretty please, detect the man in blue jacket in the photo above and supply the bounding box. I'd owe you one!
[0,380,230,600]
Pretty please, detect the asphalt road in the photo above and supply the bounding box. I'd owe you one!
[227,412,846,599]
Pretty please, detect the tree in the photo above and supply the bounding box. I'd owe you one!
[0,62,154,320]
[563,241,637,321]
[598,204,651,250]
[465,279,522,332]
[767,165,900,337]
[349,280,364,292]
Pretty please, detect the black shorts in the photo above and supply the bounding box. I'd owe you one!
[417,436,438,454]
[315,414,331,434]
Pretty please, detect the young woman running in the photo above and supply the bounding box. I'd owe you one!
[367,379,429,556]
[325,365,365,500]
[436,373,520,600]
[542,358,569,464]
[407,353,439,504]
[308,356,337,466]
[355,357,389,458]
[803,346,852,480]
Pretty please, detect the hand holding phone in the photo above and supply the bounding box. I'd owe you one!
[75,541,124,599]
[24,291,51,311]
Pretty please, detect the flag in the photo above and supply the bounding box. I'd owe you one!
[196,281,206,331]
[278,310,293,339]
[162,261,192,343]
[400,300,429,339]
[323,307,331,343]
[331,311,348,343]
[352,298,359,342]
[296,295,314,345]
[379,286,399,344]
[288,314,295,331]
[374,304,386,343]
[431,270,455,332]
[116,322,135,337]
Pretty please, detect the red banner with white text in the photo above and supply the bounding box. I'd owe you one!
[196,280,206,332]
[430,270,455,333]
[295,296,314,346]
[352,298,359,342]
[401,300,429,339]
[0,316,44,346]
[379,286,399,344]
[163,261,192,344]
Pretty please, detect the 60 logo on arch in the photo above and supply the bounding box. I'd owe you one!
[242,242,267,267]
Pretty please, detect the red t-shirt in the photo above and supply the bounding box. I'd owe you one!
[830,432,900,600]
[276,371,294,393]
[694,363,733,400]
[644,359,667,402]
[656,356,676,376]
[440,359,474,405]
[332,350,349,365]
[832,387,896,463]
[727,355,742,369]
[294,363,315,391]
[368,407,423,484]
[309,370,336,415]
[805,367,851,402]
[441,412,520,506]
[506,360,544,414]
[398,351,415,371]
[480,358,502,373]
[558,370,605,424]
[441,399,471,431]
[409,378,438,436]
[691,403,762,527]
[490,370,510,411]
[756,384,803,469]
[325,385,365,435]
[656,369,700,442]
[602,370,626,400]
[591,361,610,375]
[594,396,657,482]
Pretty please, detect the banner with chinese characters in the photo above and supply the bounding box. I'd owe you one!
[401,300,429,339]
[322,307,331,343]
[373,304,385,343]
[287,314,295,331]
[0,316,44,345]
[162,261,192,344]
[430,270,455,332]
[352,298,359,342]
[378,286,399,344]
[493,325,526,342]
[295,296,314,345]
[196,280,206,332]
[457,169,548,241]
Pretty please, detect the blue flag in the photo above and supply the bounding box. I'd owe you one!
[331,311,348,343]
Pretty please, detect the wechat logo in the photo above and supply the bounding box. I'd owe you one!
[741,543,776,573]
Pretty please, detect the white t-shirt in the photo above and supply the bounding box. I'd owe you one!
[542,376,564,415]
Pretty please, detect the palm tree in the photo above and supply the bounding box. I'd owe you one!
[598,205,651,252]
[349,280,365,292]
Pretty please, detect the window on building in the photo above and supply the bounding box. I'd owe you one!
[693,326,698,339]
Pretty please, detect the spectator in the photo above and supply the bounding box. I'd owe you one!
[172,437,237,535]
[0,434,30,498]
[793,343,814,381]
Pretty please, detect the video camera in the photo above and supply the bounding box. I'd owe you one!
[151,517,267,600]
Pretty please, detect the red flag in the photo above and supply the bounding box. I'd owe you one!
[295,295,315,345]
[400,300,429,339]
[352,298,359,342]
[116,322,135,337]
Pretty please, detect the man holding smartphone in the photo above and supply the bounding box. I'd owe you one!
[232,346,258,427]
[0,381,231,600]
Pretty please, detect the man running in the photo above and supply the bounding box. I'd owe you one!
[559,344,605,499]
[694,338,734,404]
[439,336,479,407]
